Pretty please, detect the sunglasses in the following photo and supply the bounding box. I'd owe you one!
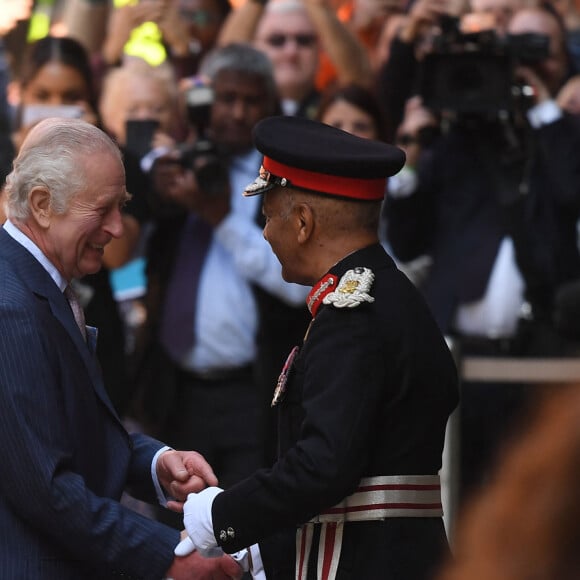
[264,33,317,48]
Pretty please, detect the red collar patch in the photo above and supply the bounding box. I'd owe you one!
[306,274,338,317]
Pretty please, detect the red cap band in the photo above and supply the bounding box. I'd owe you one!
[263,157,386,201]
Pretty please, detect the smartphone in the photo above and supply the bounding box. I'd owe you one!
[125,119,160,160]
[21,104,84,127]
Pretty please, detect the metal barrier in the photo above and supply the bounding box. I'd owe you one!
[441,354,580,542]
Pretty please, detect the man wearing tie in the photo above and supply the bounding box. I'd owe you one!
[0,117,241,579]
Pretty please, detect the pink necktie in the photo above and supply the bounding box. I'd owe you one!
[64,285,87,341]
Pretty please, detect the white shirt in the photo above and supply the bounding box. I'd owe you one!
[453,236,525,338]
[182,149,308,373]
[452,100,563,338]
[391,100,563,339]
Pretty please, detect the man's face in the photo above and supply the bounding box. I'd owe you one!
[262,189,304,284]
[179,0,226,54]
[255,8,319,101]
[209,70,274,154]
[42,151,128,281]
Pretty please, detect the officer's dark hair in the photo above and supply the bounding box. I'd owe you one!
[282,188,382,235]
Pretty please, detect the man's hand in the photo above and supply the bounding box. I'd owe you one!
[157,450,218,509]
[514,65,552,106]
[151,153,231,224]
[165,549,243,580]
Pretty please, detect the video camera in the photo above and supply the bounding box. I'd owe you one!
[417,15,550,114]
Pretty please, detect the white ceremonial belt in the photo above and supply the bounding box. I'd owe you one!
[308,475,443,523]
[296,475,442,580]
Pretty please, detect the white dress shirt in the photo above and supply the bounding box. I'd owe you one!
[181,149,309,373]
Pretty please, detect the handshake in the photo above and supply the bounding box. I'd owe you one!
[157,450,263,580]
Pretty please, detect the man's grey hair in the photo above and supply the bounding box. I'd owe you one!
[4,118,122,221]
[200,42,278,107]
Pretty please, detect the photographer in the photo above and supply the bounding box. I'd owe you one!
[129,44,310,530]
[384,4,580,505]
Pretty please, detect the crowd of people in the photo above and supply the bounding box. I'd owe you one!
[1,0,580,577]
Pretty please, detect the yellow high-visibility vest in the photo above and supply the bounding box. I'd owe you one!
[28,0,167,66]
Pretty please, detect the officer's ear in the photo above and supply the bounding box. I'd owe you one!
[295,201,315,244]
[29,186,52,228]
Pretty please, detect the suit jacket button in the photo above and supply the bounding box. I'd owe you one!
[219,529,228,542]
[227,527,235,538]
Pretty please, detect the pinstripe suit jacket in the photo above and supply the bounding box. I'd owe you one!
[0,228,180,579]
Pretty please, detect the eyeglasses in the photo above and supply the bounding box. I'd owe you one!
[263,33,317,48]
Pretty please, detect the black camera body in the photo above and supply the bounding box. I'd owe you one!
[185,83,213,133]
[417,16,550,114]
[178,138,230,197]
[179,83,230,197]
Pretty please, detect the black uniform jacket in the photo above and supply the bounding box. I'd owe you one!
[211,243,459,579]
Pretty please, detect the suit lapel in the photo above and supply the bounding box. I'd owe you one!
[0,229,122,423]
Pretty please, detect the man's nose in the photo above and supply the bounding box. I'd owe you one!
[231,99,247,119]
[104,208,124,239]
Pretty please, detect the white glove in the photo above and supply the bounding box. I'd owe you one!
[174,535,224,559]
[182,486,223,557]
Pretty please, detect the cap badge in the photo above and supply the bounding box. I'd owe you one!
[244,166,271,195]
[323,267,375,309]
[244,165,289,195]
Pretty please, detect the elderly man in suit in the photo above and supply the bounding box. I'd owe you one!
[0,117,241,579]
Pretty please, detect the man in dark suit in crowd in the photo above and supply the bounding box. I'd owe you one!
[385,4,580,503]
[177,116,459,580]
[131,44,310,499]
[0,117,241,579]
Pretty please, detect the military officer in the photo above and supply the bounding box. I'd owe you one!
[178,116,460,580]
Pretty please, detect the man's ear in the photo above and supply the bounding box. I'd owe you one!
[29,187,52,228]
[295,201,314,245]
